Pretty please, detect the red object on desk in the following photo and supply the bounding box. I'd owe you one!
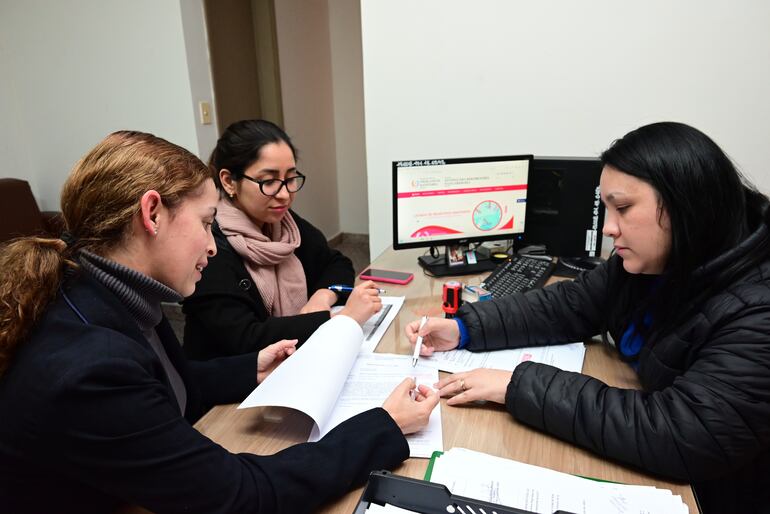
[442,281,462,317]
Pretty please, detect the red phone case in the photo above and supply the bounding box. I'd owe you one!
[359,269,414,285]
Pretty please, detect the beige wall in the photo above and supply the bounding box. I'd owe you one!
[329,0,369,235]
[204,0,262,133]
[273,0,369,239]
[274,0,341,238]
[0,0,209,210]
[362,0,770,259]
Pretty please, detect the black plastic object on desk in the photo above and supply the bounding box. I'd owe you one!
[481,254,556,298]
[552,256,605,278]
[352,470,576,514]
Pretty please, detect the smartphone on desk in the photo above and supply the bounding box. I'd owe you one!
[359,268,414,285]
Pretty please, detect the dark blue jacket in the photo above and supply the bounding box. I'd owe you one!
[0,271,408,513]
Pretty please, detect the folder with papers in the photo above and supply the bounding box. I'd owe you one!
[424,448,689,514]
[354,470,574,514]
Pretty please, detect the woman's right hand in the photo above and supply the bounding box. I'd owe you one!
[405,317,461,355]
[335,281,382,325]
[256,339,298,383]
[382,378,440,434]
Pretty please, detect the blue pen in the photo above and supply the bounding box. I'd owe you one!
[328,284,386,294]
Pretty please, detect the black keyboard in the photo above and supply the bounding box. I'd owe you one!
[481,255,556,297]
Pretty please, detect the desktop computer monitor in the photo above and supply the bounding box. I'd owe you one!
[522,156,605,272]
[392,154,533,276]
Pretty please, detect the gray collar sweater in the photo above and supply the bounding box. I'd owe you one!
[79,250,187,414]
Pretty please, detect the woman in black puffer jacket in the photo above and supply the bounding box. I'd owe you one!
[407,122,770,514]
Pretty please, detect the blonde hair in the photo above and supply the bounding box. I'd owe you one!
[0,131,211,376]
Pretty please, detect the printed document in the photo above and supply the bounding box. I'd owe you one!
[239,315,442,458]
[429,448,688,514]
[331,296,404,353]
[422,341,585,374]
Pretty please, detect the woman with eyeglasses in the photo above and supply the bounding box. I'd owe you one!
[183,119,379,360]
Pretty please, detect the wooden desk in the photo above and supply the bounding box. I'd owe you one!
[194,247,697,513]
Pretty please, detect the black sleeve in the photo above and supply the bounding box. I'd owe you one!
[183,226,332,359]
[51,355,409,514]
[155,317,260,421]
[293,211,355,303]
[460,259,611,352]
[505,307,770,482]
[183,282,330,357]
[186,353,258,409]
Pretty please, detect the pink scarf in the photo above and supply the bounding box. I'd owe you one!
[216,198,307,316]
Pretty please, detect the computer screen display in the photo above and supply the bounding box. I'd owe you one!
[392,155,532,250]
[524,157,605,259]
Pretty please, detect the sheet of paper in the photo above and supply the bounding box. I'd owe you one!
[422,341,585,374]
[315,353,443,458]
[332,296,404,353]
[365,505,418,513]
[238,316,363,438]
[429,448,688,514]
[365,505,417,513]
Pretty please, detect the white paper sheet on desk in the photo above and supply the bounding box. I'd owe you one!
[316,353,442,458]
[430,448,688,514]
[331,296,404,353]
[421,341,586,374]
[238,316,441,458]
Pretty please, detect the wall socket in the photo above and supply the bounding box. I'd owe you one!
[199,101,212,125]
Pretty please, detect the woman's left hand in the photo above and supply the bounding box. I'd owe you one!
[300,289,337,314]
[256,339,298,383]
[435,368,512,406]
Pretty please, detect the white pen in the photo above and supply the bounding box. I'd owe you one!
[412,316,428,367]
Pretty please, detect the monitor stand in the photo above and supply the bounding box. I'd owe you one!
[417,253,497,277]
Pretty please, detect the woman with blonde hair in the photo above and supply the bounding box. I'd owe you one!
[0,131,438,514]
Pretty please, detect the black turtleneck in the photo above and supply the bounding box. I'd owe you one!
[79,250,187,414]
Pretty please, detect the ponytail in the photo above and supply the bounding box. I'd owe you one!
[0,237,74,376]
[0,130,210,377]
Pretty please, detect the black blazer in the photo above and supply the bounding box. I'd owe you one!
[183,211,355,360]
[0,272,408,514]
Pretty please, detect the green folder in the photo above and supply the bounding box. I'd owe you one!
[424,449,618,484]
[423,450,444,481]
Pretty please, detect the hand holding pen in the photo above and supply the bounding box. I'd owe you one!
[405,316,462,356]
[412,316,428,366]
[328,284,386,295]
[331,281,383,326]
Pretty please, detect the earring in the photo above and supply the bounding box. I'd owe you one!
[154,228,158,235]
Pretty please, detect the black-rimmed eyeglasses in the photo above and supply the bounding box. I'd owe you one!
[241,172,306,197]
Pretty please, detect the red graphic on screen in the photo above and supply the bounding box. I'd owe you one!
[498,216,514,230]
[410,225,463,238]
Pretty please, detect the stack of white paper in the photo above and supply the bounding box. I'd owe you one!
[429,448,688,514]
[239,315,442,458]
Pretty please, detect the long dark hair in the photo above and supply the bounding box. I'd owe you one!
[601,122,770,338]
[208,119,297,191]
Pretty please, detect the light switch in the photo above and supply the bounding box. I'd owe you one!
[199,101,212,125]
